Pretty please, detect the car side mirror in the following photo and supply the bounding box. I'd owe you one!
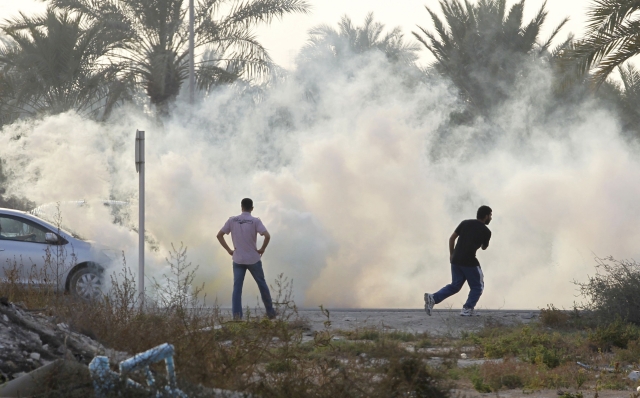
[45,232,58,243]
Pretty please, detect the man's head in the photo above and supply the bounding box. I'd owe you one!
[477,205,492,225]
[241,198,254,212]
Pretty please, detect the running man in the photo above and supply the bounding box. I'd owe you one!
[217,198,276,319]
[424,205,492,317]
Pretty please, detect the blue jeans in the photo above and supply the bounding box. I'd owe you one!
[433,264,484,309]
[232,260,275,319]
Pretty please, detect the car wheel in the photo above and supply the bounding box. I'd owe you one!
[69,267,103,300]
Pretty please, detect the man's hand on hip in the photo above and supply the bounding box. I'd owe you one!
[257,248,266,256]
[227,249,234,256]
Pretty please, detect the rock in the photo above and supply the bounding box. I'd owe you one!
[628,370,640,381]
[11,372,26,379]
[520,312,536,320]
[3,361,17,371]
[0,299,125,380]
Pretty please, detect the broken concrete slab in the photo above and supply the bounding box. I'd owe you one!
[0,359,89,397]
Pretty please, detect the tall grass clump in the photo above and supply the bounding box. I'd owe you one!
[576,256,640,325]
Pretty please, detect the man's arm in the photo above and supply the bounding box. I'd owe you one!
[482,231,491,250]
[257,231,270,256]
[216,231,234,256]
[449,232,458,262]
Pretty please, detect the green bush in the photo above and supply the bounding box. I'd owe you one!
[540,304,570,328]
[588,318,640,351]
[576,257,640,325]
[524,345,562,368]
[471,375,492,393]
[265,359,296,373]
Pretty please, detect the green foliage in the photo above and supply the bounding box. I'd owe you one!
[558,392,583,398]
[383,357,449,398]
[576,256,640,325]
[613,339,640,363]
[481,326,572,368]
[588,318,640,351]
[265,359,296,373]
[416,339,432,348]
[50,0,310,109]
[471,374,492,393]
[565,0,640,86]
[540,304,571,328]
[357,329,380,341]
[413,0,567,115]
[0,8,131,122]
[386,331,419,342]
[300,13,419,67]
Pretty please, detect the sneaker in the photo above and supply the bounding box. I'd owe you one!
[424,293,435,316]
[460,307,477,316]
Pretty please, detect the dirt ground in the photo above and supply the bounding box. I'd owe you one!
[296,308,541,337]
[452,389,630,397]
[296,309,638,398]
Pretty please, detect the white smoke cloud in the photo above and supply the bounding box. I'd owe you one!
[1,48,639,310]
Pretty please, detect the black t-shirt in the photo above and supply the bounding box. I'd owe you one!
[451,219,491,267]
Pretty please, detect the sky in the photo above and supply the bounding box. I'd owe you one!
[0,0,591,68]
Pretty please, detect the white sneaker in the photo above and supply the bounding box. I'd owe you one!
[460,308,476,316]
[424,293,435,316]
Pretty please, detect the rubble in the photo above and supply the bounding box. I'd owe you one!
[0,298,249,397]
[0,297,128,383]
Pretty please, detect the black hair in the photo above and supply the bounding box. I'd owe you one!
[477,205,492,219]
[241,198,253,210]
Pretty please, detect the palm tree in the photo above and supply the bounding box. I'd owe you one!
[299,13,420,67]
[295,13,422,105]
[413,0,567,114]
[0,9,131,122]
[51,0,310,112]
[566,0,640,87]
[607,63,640,135]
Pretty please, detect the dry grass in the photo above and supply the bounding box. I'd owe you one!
[1,244,451,397]
[5,246,640,396]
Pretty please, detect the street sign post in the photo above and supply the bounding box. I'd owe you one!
[189,0,195,104]
[135,130,145,301]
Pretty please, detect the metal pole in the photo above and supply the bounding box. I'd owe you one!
[189,0,195,104]
[136,130,145,302]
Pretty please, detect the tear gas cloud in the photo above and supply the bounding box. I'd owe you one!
[1,49,639,310]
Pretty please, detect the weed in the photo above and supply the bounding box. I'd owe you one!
[386,330,420,342]
[576,256,640,325]
[265,359,296,373]
[540,304,570,328]
[588,318,640,351]
[471,374,492,393]
[416,339,432,348]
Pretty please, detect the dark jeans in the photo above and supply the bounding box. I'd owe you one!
[232,260,275,319]
[433,264,484,309]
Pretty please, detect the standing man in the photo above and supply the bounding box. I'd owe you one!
[424,205,492,317]
[217,198,276,319]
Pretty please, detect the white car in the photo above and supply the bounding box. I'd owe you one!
[0,208,113,300]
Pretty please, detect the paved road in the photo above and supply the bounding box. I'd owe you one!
[295,308,541,337]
